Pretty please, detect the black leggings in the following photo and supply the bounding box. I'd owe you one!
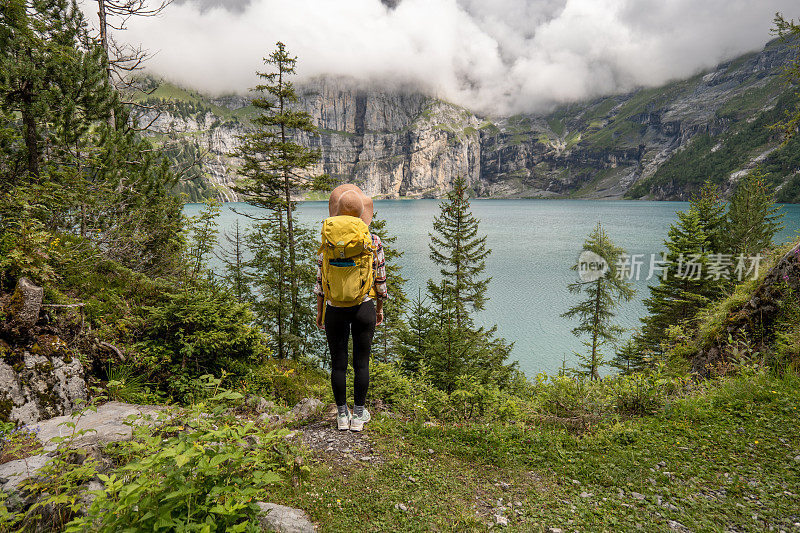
[325,299,376,407]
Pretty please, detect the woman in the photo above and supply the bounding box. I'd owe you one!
[314,184,388,431]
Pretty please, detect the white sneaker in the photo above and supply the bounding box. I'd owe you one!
[349,407,370,432]
[336,406,351,431]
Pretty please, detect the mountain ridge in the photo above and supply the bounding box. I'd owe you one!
[134,39,798,202]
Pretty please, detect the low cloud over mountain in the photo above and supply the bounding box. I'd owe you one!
[114,0,795,114]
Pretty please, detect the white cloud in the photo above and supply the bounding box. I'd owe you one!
[93,0,795,114]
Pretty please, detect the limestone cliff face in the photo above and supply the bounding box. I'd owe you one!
[138,40,794,201]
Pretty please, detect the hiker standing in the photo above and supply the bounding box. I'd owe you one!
[314,184,388,431]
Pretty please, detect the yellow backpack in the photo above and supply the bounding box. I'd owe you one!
[319,215,376,307]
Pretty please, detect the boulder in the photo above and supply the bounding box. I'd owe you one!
[0,454,52,493]
[256,502,316,533]
[246,395,276,414]
[30,401,166,452]
[0,349,87,425]
[8,277,43,329]
[290,398,323,420]
[258,412,286,425]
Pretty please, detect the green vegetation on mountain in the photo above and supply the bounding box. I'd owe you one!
[626,91,800,201]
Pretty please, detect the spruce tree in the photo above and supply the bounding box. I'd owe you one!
[219,219,250,303]
[398,289,434,375]
[183,199,221,284]
[423,177,515,391]
[691,181,726,253]
[610,337,649,375]
[232,42,329,357]
[722,170,784,258]
[427,175,490,328]
[369,212,408,363]
[561,223,635,380]
[639,207,723,352]
[247,215,322,361]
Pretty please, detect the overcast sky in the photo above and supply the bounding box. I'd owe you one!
[100,0,797,115]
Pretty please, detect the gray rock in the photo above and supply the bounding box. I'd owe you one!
[290,398,324,420]
[494,514,508,526]
[631,492,646,501]
[9,277,43,329]
[548,529,563,533]
[257,398,276,414]
[246,395,275,414]
[259,412,285,425]
[579,491,592,499]
[30,401,165,452]
[793,455,800,463]
[0,348,87,426]
[394,503,407,512]
[668,519,691,532]
[256,502,316,533]
[0,454,52,493]
[81,479,105,508]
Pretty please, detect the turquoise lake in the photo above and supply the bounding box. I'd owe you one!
[185,200,800,378]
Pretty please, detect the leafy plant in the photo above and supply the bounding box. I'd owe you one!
[105,364,158,404]
[66,375,305,532]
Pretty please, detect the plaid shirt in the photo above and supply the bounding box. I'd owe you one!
[314,233,389,303]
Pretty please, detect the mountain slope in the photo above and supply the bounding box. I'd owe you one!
[134,39,797,202]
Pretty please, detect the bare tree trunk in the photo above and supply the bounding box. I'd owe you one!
[276,212,286,359]
[96,0,116,128]
[278,65,299,356]
[21,99,39,178]
[591,278,602,381]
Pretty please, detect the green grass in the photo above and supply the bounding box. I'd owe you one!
[267,370,800,532]
[546,118,565,137]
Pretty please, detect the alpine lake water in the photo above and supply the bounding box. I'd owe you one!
[184,200,800,378]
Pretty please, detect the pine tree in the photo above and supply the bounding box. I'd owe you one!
[427,176,490,328]
[561,223,635,380]
[722,170,784,257]
[398,289,435,375]
[422,178,515,392]
[369,212,408,363]
[639,207,723,352]
[610,337,650,375]
[691,181,726,253]
[219,219,250,303]
[0,0,182,276]
[232,42,330,357]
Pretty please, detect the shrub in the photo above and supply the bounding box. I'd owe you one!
[243,359,330,406]
[608,369,682,416]
[134,286,268,401]
[449,374,521,422]
[104,364,161,405]
[533,374,610,420]
[368,362,451,421]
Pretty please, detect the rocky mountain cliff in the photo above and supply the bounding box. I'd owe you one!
[135,39,798,202]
